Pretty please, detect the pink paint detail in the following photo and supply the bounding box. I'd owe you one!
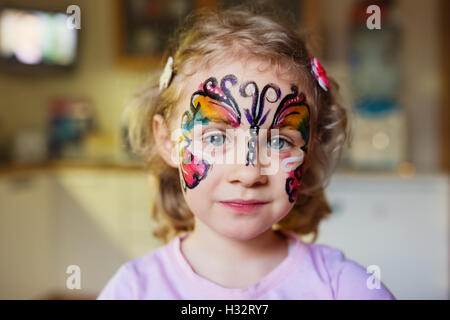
[206,81,226,98]
[271,92,305,128]
[216,102,240,128]
[286,164,304,203]
[181,147,210,189]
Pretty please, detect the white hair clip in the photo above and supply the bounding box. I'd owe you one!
[159,56,174,92]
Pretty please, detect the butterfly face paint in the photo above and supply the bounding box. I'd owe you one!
[240,82,281,166]
[180,75,241,190]
[270,86,310,202]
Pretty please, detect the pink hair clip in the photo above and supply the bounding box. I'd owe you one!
[310,57,329,92]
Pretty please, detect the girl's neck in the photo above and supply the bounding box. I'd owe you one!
[181,222,289,264]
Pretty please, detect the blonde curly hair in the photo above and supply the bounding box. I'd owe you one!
[125,6,348,243]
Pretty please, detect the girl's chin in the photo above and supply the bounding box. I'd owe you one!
[211,224,270,241]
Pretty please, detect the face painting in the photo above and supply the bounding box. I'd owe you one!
[179,74,310,205]
[171,59,314,240]
[239,82,281,166]
[270,86,310,202]
[180,75,241,190]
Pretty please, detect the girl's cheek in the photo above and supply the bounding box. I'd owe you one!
[279,150,304,173]
[178,136,234,191]
[179,139,214,190]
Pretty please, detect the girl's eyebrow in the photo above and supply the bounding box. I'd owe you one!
[195,100,236,127]
[270,112,301,129]
[270,127,302,137]
[201,118,233,128]
[190,111,234,128]
[270,110,309,132]
[270,127,305,144]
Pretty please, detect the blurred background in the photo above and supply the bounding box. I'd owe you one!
[0,0,448,299]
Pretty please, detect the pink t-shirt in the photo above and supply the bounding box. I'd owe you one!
[97,231,395,300]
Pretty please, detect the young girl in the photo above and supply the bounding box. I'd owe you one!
[98,7,395,300]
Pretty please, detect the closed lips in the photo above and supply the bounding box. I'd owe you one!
[218,199,270,213]
[220,199,269,205]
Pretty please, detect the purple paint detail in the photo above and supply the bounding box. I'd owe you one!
[276,88,282,100]
[245,109,253,125]
[251,100,257,120]
[260,110,271,126]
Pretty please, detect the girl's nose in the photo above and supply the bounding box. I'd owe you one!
[227,162,269,187]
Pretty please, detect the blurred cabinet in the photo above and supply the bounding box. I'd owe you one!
[317,173,449,299]
[53,169,159,258]
[0,173,53,299]
[0,168,161,299]
[50,169,161,296]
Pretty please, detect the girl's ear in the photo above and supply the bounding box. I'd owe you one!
[153,114,178,168]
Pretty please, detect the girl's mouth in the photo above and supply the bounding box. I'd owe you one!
[218,199,269,213]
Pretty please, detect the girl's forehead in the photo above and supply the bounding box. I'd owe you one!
[187,59,295,92]
[173,58,302,124]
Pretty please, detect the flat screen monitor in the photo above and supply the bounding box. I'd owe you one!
[0,7,79,70]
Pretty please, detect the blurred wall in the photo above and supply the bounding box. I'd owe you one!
[321,0,443,172]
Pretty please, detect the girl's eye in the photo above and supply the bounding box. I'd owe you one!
[205,133,227,147]
[268,136,290,150]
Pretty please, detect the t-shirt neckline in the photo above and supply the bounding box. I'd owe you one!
[170,229,306,299]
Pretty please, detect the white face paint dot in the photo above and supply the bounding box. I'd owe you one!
[246,84,256,96]
[267,88,277,101]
